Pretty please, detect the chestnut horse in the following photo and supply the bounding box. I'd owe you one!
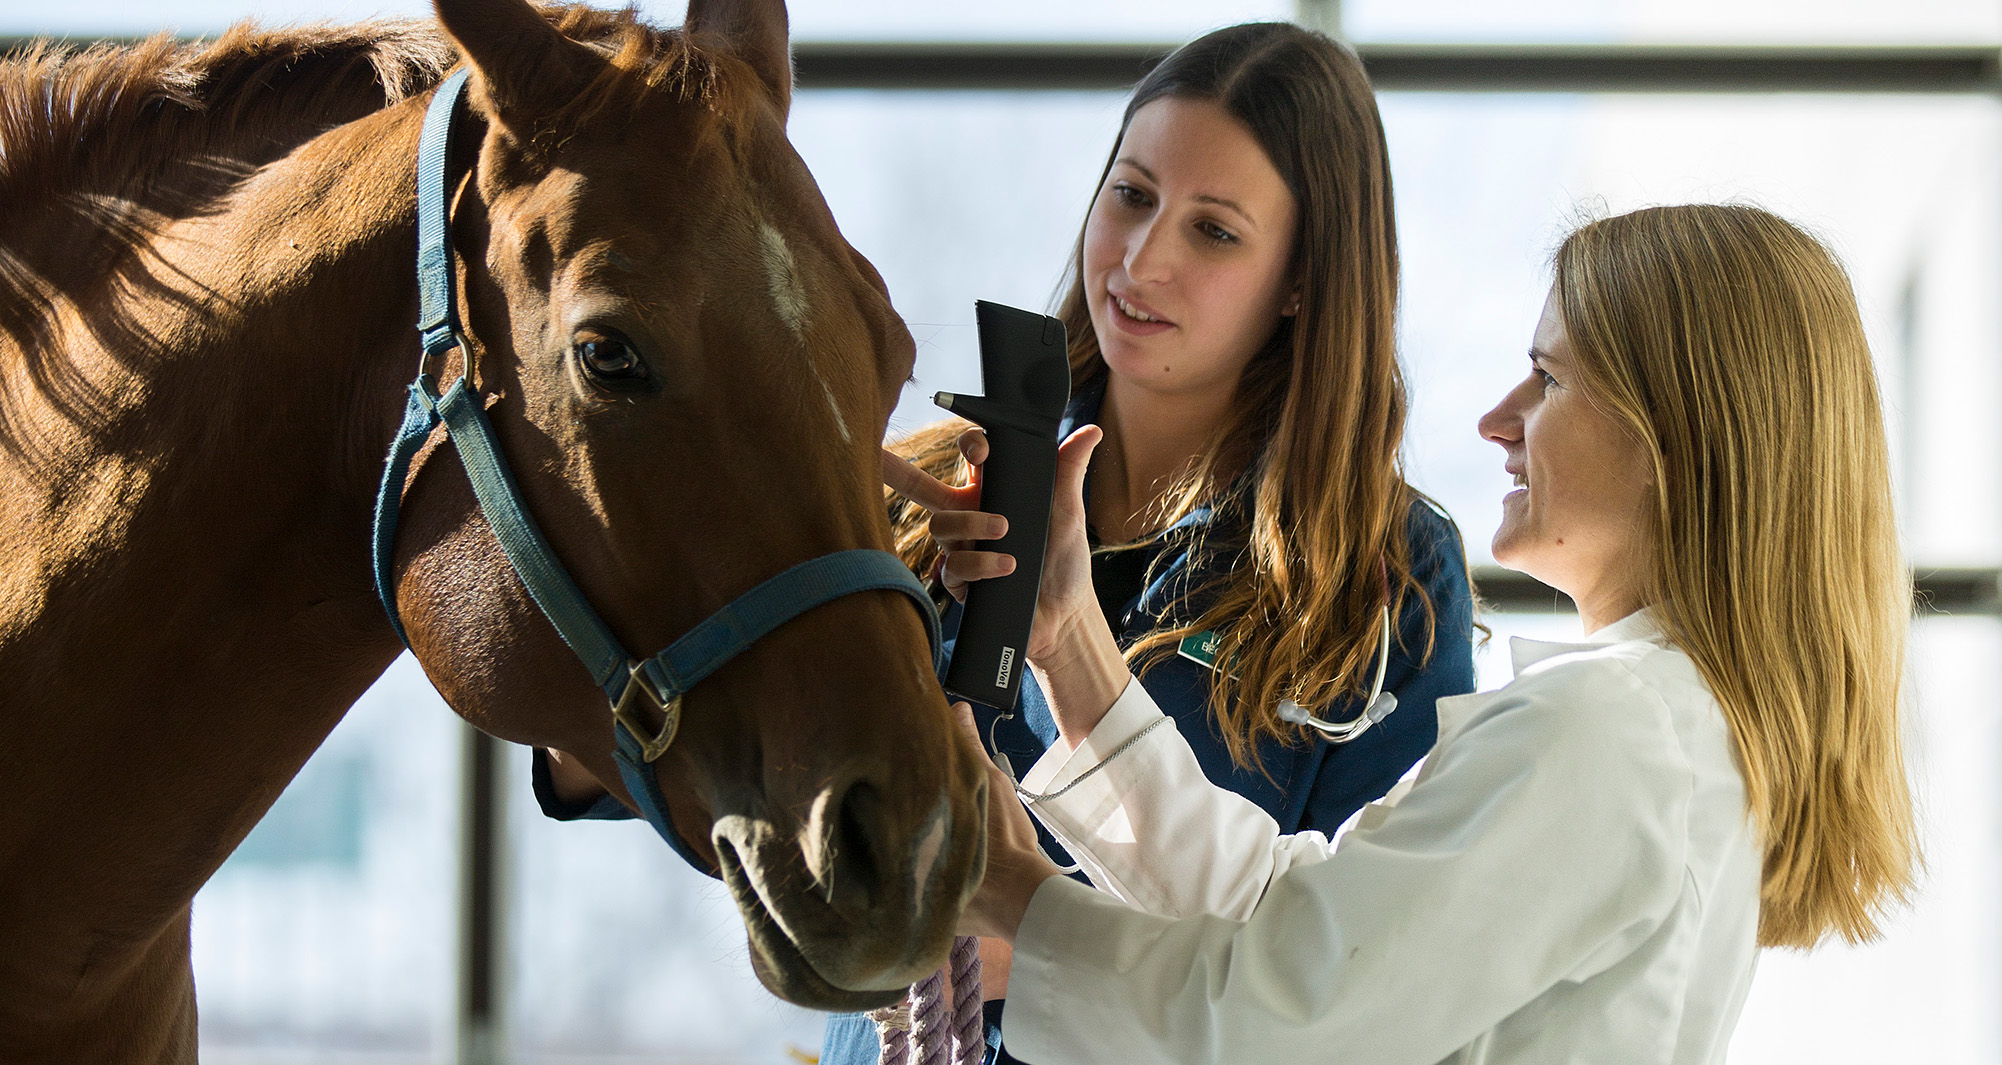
[0,0,986,1059]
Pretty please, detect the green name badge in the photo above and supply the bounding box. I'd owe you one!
[1177,630,1224,670]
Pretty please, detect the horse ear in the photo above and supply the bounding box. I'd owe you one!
[685,0,793,116]
[433,0,601,125]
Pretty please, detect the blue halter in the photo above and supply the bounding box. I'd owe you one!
[371,69,943,871]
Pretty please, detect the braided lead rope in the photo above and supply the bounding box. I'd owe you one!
[909,967,949,1065]
[867,998,912,1065]
[877,938,987,1065]
[949,935,985,1065]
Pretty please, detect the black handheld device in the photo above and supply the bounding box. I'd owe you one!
[933,300,1071,709]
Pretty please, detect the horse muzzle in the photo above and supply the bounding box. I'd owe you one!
[711,769,987,1009]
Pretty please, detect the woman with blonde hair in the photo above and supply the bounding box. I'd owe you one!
[946,203,1918,1062]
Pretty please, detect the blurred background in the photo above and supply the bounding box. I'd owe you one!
[8,0,1997,1061]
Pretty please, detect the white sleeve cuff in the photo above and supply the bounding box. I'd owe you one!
[1008,673,1314,921]
[1018,675,1165,795]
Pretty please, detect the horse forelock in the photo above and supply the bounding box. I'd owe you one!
[526,6,744,154]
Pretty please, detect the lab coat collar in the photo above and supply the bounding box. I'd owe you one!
[1508,608,1665,676]
[1429,611,1666,749]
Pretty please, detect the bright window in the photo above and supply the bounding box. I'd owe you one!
[1345,0,2002,44]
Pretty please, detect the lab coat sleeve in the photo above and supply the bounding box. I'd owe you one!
[1003,655,1694,1065]
[1018,677,1339,920]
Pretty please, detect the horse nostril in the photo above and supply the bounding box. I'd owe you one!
[826,778,887,922]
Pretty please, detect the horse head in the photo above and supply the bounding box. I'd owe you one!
[385,0,985,1009]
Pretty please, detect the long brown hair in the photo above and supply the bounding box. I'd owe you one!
[1553,204,1918,948]
[891,22,1437,769]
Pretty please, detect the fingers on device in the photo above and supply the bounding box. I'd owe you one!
[933,300,1071,709]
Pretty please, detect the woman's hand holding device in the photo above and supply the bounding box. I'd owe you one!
[880,424,1126,747]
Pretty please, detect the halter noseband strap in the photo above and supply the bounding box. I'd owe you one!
[371,69,943,868]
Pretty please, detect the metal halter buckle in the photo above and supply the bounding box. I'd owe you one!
[611,660,682,763]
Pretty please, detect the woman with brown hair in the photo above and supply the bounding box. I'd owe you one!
[822,19,1478,1064]
[954,203,1919,1063]
[535,19,1475,1060]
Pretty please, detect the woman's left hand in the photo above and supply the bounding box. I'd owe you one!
[1019,425,1132,744]
[952,702,1062,942]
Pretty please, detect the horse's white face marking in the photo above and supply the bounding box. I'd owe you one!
[909,803,949,908]
[759,222,852,444]
[758,221,810,338]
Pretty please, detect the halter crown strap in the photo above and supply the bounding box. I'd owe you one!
[415,68,470,360]
[371,69,943,870]
[372,68,474,645]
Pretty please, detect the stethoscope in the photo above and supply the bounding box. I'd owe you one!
[992,599,1400,797]
[991,600,1398,875]
[1276,603,1399,743]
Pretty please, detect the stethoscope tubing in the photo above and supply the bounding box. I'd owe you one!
[1277,604,1399,744]
[997,601,1398,874]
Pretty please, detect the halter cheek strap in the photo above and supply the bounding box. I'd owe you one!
[372,68,943,871]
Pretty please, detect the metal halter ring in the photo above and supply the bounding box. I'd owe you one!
[611,661,683,763]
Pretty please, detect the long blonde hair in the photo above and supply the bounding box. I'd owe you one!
[890,22,1442,771]
[1553,204,1918,948]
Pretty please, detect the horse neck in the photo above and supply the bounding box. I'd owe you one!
[14,93,430,688]
[0,93,437,1019]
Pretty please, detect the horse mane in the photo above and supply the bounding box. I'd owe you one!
[0,21,456,445]
[0,7,722,451]
[0,21,455,237]
[0,7,724,236]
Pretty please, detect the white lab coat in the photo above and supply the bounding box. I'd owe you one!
[1002,611,1761,1065]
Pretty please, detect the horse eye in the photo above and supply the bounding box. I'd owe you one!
[574,335,646,382]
